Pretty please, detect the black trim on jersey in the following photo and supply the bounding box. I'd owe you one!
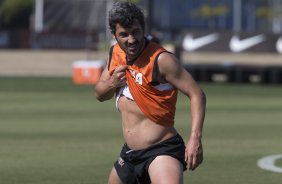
[151,51,174,86]
[107,45,114,70]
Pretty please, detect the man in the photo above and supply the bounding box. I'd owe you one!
[95,2,206,184]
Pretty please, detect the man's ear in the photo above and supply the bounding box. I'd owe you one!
[112,34,116,40]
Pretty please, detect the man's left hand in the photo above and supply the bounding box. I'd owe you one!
[185,136,203,171]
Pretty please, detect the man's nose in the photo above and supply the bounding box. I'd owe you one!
[128,35,136,44]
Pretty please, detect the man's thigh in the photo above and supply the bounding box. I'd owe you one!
[108,167,123,184]
[148,155,184,184]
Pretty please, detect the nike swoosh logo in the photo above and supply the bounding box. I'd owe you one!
[182,33,219,51]
[230,34,265,53]
[276,37,282,54]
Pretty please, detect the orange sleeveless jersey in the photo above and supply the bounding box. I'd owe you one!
[109,41,178,126]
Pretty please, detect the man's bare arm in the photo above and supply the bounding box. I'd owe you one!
[95,61,128,102]
[157,52,206,170]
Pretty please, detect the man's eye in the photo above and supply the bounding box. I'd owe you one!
[119,33,128,37]
[133,30,140,35]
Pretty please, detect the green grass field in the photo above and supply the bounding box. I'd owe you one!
[0,77,281,184]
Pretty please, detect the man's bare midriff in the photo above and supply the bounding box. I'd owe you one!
[118,96,177,150]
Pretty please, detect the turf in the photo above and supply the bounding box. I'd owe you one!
[0,77,281,184]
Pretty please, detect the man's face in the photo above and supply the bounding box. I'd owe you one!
[112,19,145,61]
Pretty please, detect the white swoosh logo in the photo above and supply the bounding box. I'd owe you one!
[183,33,219,51]
[276,37,282,54]
[230,34,265,53]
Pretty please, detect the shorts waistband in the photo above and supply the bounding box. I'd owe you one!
[124,133,181,151]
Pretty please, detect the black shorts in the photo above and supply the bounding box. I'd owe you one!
[114,134,187,184]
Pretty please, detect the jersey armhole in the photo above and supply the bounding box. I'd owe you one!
[107,45,114,70]
[151,51,174,86]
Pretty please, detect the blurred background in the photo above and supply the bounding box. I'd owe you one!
[0,0,281,83]
[1,1,282,183]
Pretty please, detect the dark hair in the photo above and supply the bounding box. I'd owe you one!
[108,1,145,34]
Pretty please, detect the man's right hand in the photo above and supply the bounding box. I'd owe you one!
[110,65,128,88]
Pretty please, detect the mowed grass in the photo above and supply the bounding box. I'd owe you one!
[0,77,282,184]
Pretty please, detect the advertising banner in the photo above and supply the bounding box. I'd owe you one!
[182,31,282,53]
